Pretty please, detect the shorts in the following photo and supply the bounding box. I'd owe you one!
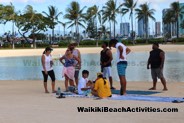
[103,67,112,78]
[151,68,164,80]
[42,70,55,82]
[117,61,127,76]
[74,70,80,79]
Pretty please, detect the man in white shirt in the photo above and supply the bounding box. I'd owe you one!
[78,70,91,95]
[109,39,131,95]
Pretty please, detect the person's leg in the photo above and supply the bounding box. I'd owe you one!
[158,69,168,91]
[149,69,157,90]
[42,71,49,93]
[74,70,79,86]
[91,90,98,97]
[117,62,127,95]
[107,67,115,89]
[119,75,127,95]
[48,70,56,93]
[64,75,69,91]
[69,79,75,86]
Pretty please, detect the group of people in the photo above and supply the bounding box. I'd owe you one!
[41,39,168,98]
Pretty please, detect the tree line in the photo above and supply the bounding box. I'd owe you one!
[0,0,183,48]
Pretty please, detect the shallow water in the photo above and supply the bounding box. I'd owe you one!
[0,52,184,82]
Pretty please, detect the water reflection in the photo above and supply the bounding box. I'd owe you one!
[0,52,183,82]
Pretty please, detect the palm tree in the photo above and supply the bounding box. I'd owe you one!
[64,1,86,43]
[86,5,102,46]
[170,2,184,38]
[43,5,62,43]
[135,2,155,43]
[102,0,123,38]
[122,0,137,44]
[59,22,67,38]
[3,3,19,49]
[163,10,176,39]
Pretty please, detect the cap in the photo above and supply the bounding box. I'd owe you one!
[45,47,53,51]
[97,72,103,77]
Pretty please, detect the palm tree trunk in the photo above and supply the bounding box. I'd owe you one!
[131,12,134,45]
[96,18,98,47]
[146,19,148,43]
[109,21,111,39]
[51,28,54,44]
[177,17,179,38]
[114,19,116,38]
[12,21,15,49]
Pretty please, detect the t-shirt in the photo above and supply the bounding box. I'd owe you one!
[149,49,164,69]
[94,78,111,98]
[100,48,112,67]
[42,54,53,71]
[78,77,88,95]
[115,43,127,63]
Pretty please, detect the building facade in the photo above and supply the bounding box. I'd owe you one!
[155,22,161,37]
[120,22,130,37]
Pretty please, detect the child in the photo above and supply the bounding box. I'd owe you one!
[78,70,92,95]
[91,72,112,98]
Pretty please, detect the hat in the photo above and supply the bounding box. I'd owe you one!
[45,47,53,51]
[97,72,103,77]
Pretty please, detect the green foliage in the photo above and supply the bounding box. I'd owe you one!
[58,41,68,47]
[36,43,50,48]
[29,33,46,40]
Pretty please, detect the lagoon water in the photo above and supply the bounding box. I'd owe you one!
[0,52,184,82]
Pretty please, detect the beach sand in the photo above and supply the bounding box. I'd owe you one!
[0,80,183,123]
[0,44,184,123]
[0,44,184,57]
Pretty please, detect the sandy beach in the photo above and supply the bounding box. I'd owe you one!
[0,44,184,57]
[0,44,184,123]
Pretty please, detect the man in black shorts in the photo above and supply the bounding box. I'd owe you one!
[147,43,168,91]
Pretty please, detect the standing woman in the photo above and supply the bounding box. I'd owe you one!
[41,47,56,93]
[60,49,80,91]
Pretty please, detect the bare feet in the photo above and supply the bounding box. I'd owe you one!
[149,87,156,90]
[163,88,168,91]
[45,90,49,93]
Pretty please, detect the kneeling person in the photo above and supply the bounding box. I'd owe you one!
[91,73,112,98]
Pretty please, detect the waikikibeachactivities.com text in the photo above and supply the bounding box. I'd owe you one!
[77,107,178,113]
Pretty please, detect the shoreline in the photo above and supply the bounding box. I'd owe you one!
[0,44,184,57]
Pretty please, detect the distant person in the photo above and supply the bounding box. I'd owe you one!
[91,73,112,98]
[41,47,56,93]
[68,41,81,86]
[100,42,115,89]
[60,48,80,92]
[109,39,131,95]
[147,43,168,91]
[78,70,92,95]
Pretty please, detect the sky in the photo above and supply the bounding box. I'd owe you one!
[0,0,184,36]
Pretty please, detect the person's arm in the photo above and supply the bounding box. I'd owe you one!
[103,50,113,66]
[147,53,151,69]
[118,46,124,60]
[73,55,81,66]
[126,47,131,55]
[41,55,47,74]
[77,49,81,69]
[160,51,165,69]
[59,55,65,66]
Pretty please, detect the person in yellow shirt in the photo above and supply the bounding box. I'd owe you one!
[91,73,112,98]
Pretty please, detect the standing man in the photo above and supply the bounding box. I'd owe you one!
[109,39,131,95]
[69,41,81,86]
[100,42,115,89]
[147,43,168,91]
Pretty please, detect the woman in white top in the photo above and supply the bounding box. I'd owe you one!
[41,47,56,93]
